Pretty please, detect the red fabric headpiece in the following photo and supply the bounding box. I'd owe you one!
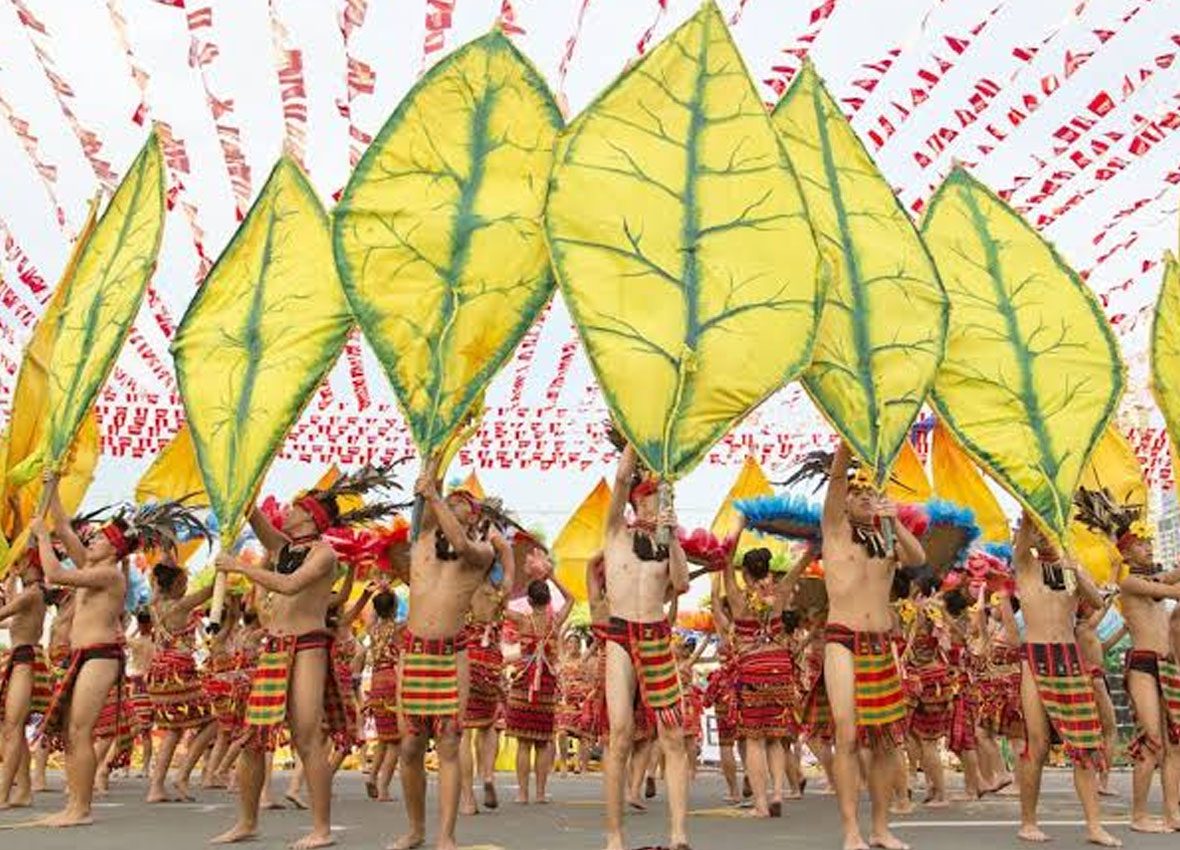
[296,496,333,534]
[1116,531,1142,552]
[629,477,659,505]
[101,523,134,559]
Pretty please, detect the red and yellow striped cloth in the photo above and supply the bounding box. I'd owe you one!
[0,644,52,715]
[243,631,346,752]
[606,617,682,729]
[1024,642,1105,770]
[400,631,460,721]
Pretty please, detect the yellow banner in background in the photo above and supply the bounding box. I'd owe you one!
[552,479,611,602]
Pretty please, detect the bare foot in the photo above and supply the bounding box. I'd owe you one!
[290,831,335,850]
[386,831,425,850]
[35,809,94,828]
[1018,825,1051,843]
[947,791,975,803]
[1129,816,1167,833]
[483,781,498,810]
[1097,787,1119,798]
[514,794,529,805]
[459,801,478,816]
[376,794,395,803]
[1166,817,1180,832]
[626,797,647,812]
[147,788,177,804]
[285,793,308,811]
[366,780,378,800]
[925,797,949,809]
[722,794,739,804]
[7,792,33,809]
[174,781,196,802]
[209,823,259,844]
[869,832,910,850]
[890,799,916,816]
[1086,826,1121,847]
[262,799,286,811]
[843,833,870,850]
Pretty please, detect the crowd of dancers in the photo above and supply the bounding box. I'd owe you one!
[1,441,1180,850]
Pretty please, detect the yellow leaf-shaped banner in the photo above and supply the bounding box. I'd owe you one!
[1151,247,1180,455]
[773,61,946,486]
[1079,425,1145,505]
[135,423,208,505]
[45,133,165,466]
[2,410,99,575]
[930,419,1009,544]
[173,158,353,540]
[922,168,1124,542]
[334,31,561,460]
[0,196,99,538]
[553,479,611,601]
[885,439,932,503]
[546,2,822,479]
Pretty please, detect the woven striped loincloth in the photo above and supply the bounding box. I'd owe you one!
[0,644,52,716]
[400,631,460,739]
[815,624,907,748]
[1024,642,1105,769]
[606,617,683,729]
[1125,649,1180,759]
[243,630,345,752]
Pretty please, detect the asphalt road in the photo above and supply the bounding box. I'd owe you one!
[0,768,1173,850]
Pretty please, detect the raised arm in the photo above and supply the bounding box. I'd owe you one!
[489,531,516,592]
[776,542,818,605]
[217,546,334,597]
[668,536,689,596]
[248,505,291,554]
[550,569,576,628]
[1120,574,1180,602]
[1073,563,1103,611]
[176,581,216,614]
[0,587,35,622]
[822,442,851,532]
[341,584,374,627]
[892,512,929,571]
[335,560,357,608]
[44,475,87,568]
[416,473,494,570]
[607,444,638,535]
[32,518,120,590]
[997,592,1020,645]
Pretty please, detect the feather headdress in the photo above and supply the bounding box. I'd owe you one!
[100,497,210,560]
[296,461,413,531]
[778,450,907,494]
[1073,486,1149,550]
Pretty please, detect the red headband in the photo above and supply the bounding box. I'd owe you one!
[101,523,134,559]
[1117,531,1143,552]
[296,496,333,534]
[629,477,659,504]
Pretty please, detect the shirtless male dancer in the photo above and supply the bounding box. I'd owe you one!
[210,496,346,850]
[1013,512,1119,846]
[602,444,690,850]
[1113,520,1180,831]
[30,478,129,828]
[821,443,924,850]
[390,458,497,850]
[0,551,50,808]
